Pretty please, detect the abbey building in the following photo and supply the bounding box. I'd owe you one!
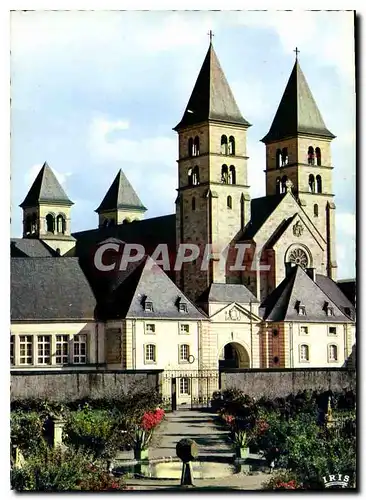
[11,41,355,404]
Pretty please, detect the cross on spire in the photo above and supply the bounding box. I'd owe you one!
[294,47,300,60]
[208,30,214,44]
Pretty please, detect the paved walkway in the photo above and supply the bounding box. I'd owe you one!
[149,409,233,459]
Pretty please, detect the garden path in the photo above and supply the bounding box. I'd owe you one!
[149,408,233,460]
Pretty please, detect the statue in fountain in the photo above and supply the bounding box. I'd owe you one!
[176,438,198,487]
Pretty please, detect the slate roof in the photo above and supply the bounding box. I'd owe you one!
[316,274,355,320]
[259,265,352,323]
[261,60,335,144]
[11,258,97,321]
[73,214,176,279]
[95,170,147,213]
[241,194,286,240]
[174,43,250,130]
[197,283,258,304]
[11,238,57,257]
[263,214,296,249]
[102,256,207,320]
[19,162,73,208]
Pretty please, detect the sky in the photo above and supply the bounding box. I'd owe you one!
[9,10,356,279]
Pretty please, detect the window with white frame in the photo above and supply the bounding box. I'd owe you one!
[300,344,309,362]
[300,326,309,335]
[56,335,69,364]
[19,336,33,365]
[179,302,188,313]
[179,344,190,362]
[37,335,51,365]
[298,306,306,316]
[146,324,156,334]
[145,344,156,363]
[180,324,190,334]
[328,326,337,336]
[73,334,87,364]
[10,335,14,365]
[328,344,338,362]
[180,377,190,395]
[326,306,335,316]
[144,301,153,312]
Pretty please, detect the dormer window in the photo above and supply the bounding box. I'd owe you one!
[145,301,153,312]
[296,301,306,315]
[176,297,188,313]
[179,303,188,313]
[323,301,334,316]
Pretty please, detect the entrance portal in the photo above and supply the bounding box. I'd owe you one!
[219,342,250,369]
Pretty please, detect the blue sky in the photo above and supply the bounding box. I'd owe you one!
[10,10,355,278]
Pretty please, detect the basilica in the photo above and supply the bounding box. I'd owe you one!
[11,40,355,404]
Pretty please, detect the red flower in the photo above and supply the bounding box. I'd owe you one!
[140,408,165,431]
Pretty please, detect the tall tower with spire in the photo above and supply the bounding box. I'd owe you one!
[19,162,75,255]
[95,170,147,228]
[174,39,251,302]
[261,54,337,279]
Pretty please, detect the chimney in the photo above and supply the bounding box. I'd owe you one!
[306,268,316,282]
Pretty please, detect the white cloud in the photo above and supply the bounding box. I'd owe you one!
[336,212,356,238]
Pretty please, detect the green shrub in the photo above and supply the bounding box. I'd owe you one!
[11,411,47,457]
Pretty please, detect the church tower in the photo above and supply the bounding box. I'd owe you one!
[95,169,147,228]
[174,39,251,302]
[19,162,75,255]
[261,54,337,279]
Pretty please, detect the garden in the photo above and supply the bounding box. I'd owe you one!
[10,383,165,491]
[212,388,356,490]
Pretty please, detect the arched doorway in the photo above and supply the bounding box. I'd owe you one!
[219,342,250,369]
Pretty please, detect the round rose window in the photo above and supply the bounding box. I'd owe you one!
[288,248,308,268]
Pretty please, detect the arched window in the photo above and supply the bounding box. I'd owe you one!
[316,175,322,193]
[300,344,309,362]
[276,177,281,194]
[221,135,228,155]
[281,147,288,166]
[192,197,196,211]
[229,165,236,185]
[188,137,193,157]
[309,174,315,193]
[281,175,288,193]
[25,215,32,235]
[56,214,66,234]
[314,204,319,217]
[193,136,200,156]
[315,147,321,166]
[227,195,232,209]
[328,344,338,362]
[276,149,282,169]
[221,165,228,184]
[31,213,37,233]
[308,146,315,165]
[192,166,200,185]
[46,214,55,233]
[228,136,235,155]
[188,167,193,186]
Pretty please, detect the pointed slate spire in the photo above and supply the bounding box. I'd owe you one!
[174,42,251,131]
[261,60,335,143]
[20,162,73,208]
[95,170,147,213]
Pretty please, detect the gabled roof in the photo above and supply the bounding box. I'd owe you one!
[174,43,250,130]
[95,170,147,213]
[197,283,258,304]
[316,274,355,320]
[260,265,352,323]
[103,257,207,320]
[241,194,286,240]
[11,257,97,321]
[261,60,335,144]
[19,162,73,208]
[11,238,57,258]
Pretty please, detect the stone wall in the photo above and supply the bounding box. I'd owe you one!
[11,369,163,401]
[220,368,356,398]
